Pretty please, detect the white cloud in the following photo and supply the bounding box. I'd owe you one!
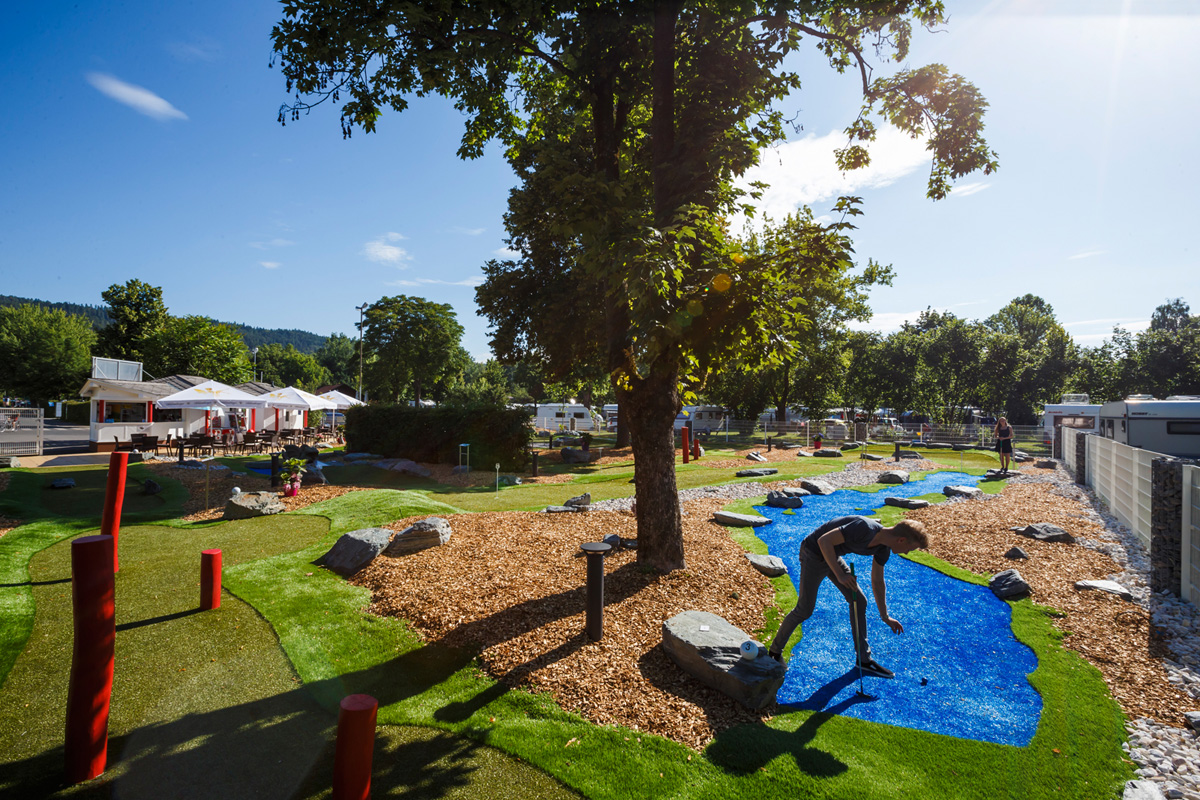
[493,247,520,259]
[387,276,484,288]
[735,126,931,224]
[1067,250,1107,261]
[950,182,991,197]
[363,233,411,264]
[260,261,281,269]
[167,37,222,62]
[249,238,295,249]
[86,73,187,121]
[449,226,485,236]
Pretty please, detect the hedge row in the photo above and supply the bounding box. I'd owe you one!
[344,402,531,471]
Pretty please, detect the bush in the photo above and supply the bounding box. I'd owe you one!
[345,402,531,471]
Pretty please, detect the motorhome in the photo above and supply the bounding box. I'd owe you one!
[533,403,600,431]
[1098,396,1200,458]
[1041,394,1102,444]
[675,405,727,434]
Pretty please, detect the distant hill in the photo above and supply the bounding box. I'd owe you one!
[0,294,328,354]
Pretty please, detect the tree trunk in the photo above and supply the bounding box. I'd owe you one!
[626,362,685,572]
[613,379,631,448]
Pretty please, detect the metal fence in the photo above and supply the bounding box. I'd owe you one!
[0,407,44,456]
[1184,465,1200,607]
[1086,433,1157,551]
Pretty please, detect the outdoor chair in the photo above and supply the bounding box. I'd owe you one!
[113,435,136,453]
[242,432,259,453]
[140,435,159,455]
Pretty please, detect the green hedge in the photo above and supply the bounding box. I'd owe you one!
[345,403,531,471]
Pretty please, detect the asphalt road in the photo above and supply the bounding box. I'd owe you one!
[40,420,91,454]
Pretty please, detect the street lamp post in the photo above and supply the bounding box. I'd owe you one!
[251,347,259,382]
[356,303,368,401]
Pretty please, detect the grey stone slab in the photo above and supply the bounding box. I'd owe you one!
[385,517,452,556]
[861,453,884,461]
[943,485,983,499]
[745,451,768,462]
[765,491,804,509]
[713,510,771,527]
[564,493,592,508]
[800,480,834,495]
[989,568,1031,599]
[812,450,844,458]
[746,553,788,577]
[883,496,929,510]
[661,610,785,710]
[877,470,909,485]
[223,490,286,520]
[735,468,778,478]
[1185,710,1200,732]
[1004,546,1030,560]
[779,487,810,497]
[1018,522,1075,545]
[840,442,861,451]
[321,528,394,576]
[1074,579,1133,601]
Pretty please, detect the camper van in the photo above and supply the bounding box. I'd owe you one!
[675,405,727,434]
[1041,394,1102,444]
[1098,397,1200,458]
[534,403,600,431]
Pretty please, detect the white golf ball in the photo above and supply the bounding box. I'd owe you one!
[740,640,760,660]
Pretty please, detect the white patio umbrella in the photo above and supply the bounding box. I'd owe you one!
[260,386,336,431]
[318,390,364,428]
[155,380,269,436]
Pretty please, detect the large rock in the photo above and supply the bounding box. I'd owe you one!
[884,496,929,510]
[897,449,922,459]
[49,478,76,489]
[1004,547,1030,560]
[384,517,452,556]
[374,458,432,478]
[1124,780,1167,800]
[877,470,909,485]
[564,493,592,509]
[779,487,810,497]
[0,455,20,468]
[283,443,321,462]
[142,479,163,495]
[861,453,884,461]
[794,449,812,457]
[746,553,788,577]
[989,569,1031,599]
[943,485,983,499]
[1018,522,1075,545]
[1035,459,1057,469]
[223,491,285,519]
[713,510,771,527]
[735,467,778,478]
[840,442,861,451]
[303,465,328,485]
[1075,579,1133,601]
[321,528,394,575]
[765,491,804,509]
[561,447,591,464]
[661,611,786,710]
[1185,711,1200,732]
[925,442,953,449]
[812,449,843,458]
[745,451,768,463]
[800,480,834,495]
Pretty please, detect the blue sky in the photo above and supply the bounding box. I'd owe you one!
[2,1,1196,362]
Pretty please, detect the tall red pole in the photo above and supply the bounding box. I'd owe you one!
[692,436,701,460]
[681,427,690,465]
[333,694,378,800]
[200,549,222,610]
[99,452,128,573]
[65,535,116,784]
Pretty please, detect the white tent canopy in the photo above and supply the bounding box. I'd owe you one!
[318,390,365,410]
[155,380,269,410]
[261,386,337,411]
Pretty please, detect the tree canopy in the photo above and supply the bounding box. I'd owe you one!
[273,0,997,570]
[98,280,168,363]
[0,304,96,404]
[361,296,468,404]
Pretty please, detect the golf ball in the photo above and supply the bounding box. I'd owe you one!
[740,641,761,660]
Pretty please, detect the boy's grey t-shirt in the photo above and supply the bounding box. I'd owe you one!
[800,515,890,565]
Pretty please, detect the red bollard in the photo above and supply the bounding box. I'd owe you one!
[65,535,116,784]
[333,694,378,800]
[681,426,690,465]
[200,549,222,610]
[692,436,701,460]
[99,452,128,573]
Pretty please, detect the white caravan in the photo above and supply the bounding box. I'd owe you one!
[1041,393,1101,444]
[675,405,727,434]
[534,403,600,431]
[1098,397,1200,458]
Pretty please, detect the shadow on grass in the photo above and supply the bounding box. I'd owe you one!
[0,576,70,589]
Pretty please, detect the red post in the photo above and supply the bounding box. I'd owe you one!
[96,400,105,423]
[200,549,222,610]
[99,452,128,573]
[65,535,116,784]
[681,426,690,465]
[692,436,701,460]
[250,408,256,432]
[333,694,378,800]
[146,402,154,423]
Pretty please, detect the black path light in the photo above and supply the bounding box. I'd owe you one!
[580,541,612,640]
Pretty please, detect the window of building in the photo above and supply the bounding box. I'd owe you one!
[105,402,146,423]
[155,408,183,422]
[1059,415,1096,430]
[1167,421,1200,435]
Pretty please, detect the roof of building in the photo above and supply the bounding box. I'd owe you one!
[79,374,208,399]
[235,381,283,396]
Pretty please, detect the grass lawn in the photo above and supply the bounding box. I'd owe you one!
[0,452,1133,799]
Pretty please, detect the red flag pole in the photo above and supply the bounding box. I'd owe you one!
[99,452,128,573]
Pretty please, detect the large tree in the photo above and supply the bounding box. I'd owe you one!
[0,304,96,404]
[361,296,467,404]
[274,0,996,571]
[985,295,1075,423]
[252,343,332,390]
[98,280,169,363]
[142,316,251,385]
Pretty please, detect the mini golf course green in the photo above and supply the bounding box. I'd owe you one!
[0,448,1135,798]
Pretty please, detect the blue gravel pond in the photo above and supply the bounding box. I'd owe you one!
[752,471,1042,746]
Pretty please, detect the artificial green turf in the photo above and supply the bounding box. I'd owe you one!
[1,460,1131,799]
